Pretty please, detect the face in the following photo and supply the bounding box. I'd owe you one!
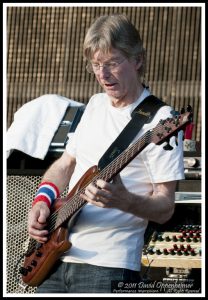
[91,48,142,107]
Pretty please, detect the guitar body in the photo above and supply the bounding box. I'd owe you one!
[21,165,99,287]
[22,226,71,287]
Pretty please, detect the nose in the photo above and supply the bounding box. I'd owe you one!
[98,66,111,79]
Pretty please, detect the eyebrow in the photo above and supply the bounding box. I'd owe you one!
[91,56,123,63]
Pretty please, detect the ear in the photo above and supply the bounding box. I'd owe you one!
[135,56,143,71]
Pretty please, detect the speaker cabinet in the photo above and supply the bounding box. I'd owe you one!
[6,175,41,293]
[6,175,69,294]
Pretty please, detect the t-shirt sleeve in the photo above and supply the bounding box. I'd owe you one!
[141,106,185,183]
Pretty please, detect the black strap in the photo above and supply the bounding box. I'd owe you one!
[98,95,166,170]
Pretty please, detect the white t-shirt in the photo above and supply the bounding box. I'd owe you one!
[62,89,184,271]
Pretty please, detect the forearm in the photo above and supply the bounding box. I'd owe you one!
[81,176,176,224]
[29,151,76,241]
[127,191,175,224]
[41,151,76,194]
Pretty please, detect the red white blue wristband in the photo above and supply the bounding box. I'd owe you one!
[32,182,60,208]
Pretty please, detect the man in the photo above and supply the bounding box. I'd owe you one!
[28,14,184,293]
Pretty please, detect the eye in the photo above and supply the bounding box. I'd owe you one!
[92,63,99,68]
[107,61,118,67]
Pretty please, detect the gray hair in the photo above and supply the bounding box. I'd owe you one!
[83,14,146,76]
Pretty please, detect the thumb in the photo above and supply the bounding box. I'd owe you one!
[113,174,123,185]
[35,203,50,224]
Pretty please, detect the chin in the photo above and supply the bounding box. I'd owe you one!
[106,90,121,99]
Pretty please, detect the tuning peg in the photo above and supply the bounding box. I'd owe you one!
[180,107,185,114]
[186,104,192,112]
[163,140,173,151]
[170,110,179,117]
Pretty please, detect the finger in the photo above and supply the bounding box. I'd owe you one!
[28,228,49,242]
[28,219,49,236]
[80,193,106,207]
[94,187,112,202]
[37,213,48,224]
[96,179,111,190]
[98,190,112,200]
[29,205,50,226]
[84,187,98,201]
[28,216,46,231]
[86,181,100,193]
[31,235,48,243]
[28,212,49,237]
[28,228,49,238]
[84,181,111,202]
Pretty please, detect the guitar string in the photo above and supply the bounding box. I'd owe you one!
[27,115,185,251]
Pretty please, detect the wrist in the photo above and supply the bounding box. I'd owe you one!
[32,197,50,209]
[125,192,144,215]
[32,181,60,208]
[122,191,135,213]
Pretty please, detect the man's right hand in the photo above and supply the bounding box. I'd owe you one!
[27,151,76,243]
[28,201,50,243]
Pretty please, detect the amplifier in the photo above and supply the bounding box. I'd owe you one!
[183,156,201,180]
[177,151,201,192]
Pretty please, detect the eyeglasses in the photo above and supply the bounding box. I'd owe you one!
[86,58,126,74]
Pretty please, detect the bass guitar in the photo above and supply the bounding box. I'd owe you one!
[16,109,192,287]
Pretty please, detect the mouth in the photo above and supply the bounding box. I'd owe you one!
[104,83,117,89]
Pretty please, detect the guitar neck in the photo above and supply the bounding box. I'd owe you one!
[100,132,150,182]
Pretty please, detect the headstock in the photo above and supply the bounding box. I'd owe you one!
[152,109,193,149]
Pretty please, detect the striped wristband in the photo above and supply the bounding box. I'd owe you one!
[32,182,60,208]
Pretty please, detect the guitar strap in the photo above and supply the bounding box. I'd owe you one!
[98,95,167,170]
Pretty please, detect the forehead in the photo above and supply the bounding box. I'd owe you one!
[92,48,124,62]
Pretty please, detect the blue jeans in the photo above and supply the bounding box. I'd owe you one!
[36,260,141,293]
